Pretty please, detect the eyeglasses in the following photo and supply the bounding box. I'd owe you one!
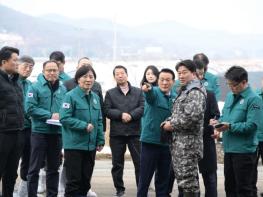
[21,63,34,69]
[226,81,241,87]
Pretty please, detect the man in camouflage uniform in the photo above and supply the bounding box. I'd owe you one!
[163,60,206,197]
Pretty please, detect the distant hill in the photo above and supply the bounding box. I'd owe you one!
[1,4,263,59]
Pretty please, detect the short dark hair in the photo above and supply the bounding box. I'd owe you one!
[113,65,128,76]
[224,66,248,83]
[159,68,175,80]
[193,53,209,66]
[19,55,35,65]
[43,60,59,69]
[175,60,196,73]
[75,65,96,83]
[0,46,19,66]
[193,60,205,70]
[141,65,159,86]
[79,64,97,79]
[78,57,91,65]
[49,51,65,63]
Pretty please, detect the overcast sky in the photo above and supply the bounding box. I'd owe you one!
[1,0,263,34]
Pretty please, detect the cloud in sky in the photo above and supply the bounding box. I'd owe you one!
[1,0,263,34]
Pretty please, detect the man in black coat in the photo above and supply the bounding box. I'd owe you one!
[196,61,220,197]
[0,46,25,196]
[198,90,220,197]
[104,65,144,197]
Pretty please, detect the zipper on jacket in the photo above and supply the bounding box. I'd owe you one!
[13,84,23,129]
[1,110,6,125]
[86,94,92,151]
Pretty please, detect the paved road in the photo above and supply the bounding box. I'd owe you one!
[88,159,263,197]
[10,159,263,197]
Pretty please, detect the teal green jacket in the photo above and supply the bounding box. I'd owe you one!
[18,77,32,129]
[140,87,176,146]
[37,72,71,83]
[25,75,66,134]
[172,72,220,101]
[220,86,263,153]
[60,86,105,151]
[203,72,221,101]
[255,88,263,141]
[59,72,71,82]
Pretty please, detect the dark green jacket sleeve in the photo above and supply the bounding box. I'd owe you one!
[26,85,52,120]
[144,87,157,105]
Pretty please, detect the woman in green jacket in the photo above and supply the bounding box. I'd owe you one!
[60,66,104,197]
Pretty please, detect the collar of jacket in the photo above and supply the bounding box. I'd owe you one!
[18,76,29,83]
[38,73,58,86]
[0,69,19,82]
[116,81,132,94]
[181,79,202,92]
[232,85,251,98]
[75,85,95,99]
[159,87,176,99]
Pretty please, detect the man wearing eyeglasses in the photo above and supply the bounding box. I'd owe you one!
[16,55,35,197]
[210,66,262,197]
[26,60,66,197]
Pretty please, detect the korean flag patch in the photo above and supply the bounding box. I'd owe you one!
[28,92,33,97]
[62,103,70,109]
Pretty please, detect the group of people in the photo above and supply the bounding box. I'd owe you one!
[0,45,263,197]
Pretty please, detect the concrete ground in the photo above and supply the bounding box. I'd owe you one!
[88,160,263,197]
[8,146,263,197]
[7,159,263,197]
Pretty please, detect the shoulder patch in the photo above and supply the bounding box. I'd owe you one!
[28,92,33,97]
[62,103,70,109]
[252,104,260,110]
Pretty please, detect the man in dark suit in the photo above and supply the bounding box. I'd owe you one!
[196,60,220,197]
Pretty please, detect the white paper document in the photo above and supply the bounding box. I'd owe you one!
[46,119,62,126]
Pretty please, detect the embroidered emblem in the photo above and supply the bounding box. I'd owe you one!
[62,103,70,109]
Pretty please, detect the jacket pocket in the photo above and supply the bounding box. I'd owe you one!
[38,96,50,107]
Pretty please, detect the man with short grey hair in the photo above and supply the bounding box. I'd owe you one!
[16,55,35,197]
